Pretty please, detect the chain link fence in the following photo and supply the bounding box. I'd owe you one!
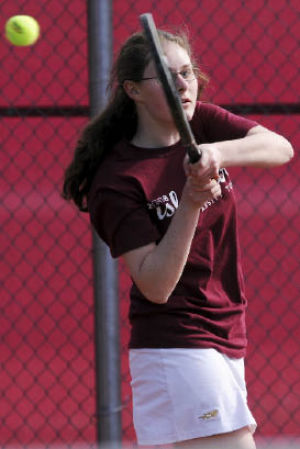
[1,0,299,448]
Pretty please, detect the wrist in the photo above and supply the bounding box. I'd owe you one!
[181,181,207,210]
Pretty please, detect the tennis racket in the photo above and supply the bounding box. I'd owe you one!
[139,13,201,163]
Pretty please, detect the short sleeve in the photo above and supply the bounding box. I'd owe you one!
[192,102,258,143]
[89,187,161,258]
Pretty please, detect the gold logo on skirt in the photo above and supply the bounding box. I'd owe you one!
[198,409,219,420]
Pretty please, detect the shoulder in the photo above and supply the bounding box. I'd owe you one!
[192,101,239,122]
[191,101,257,142]
[89,140,139,189]
[190,102,230,139]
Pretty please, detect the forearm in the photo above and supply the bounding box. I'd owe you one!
[218,126,294,168]
[133,188,200,303]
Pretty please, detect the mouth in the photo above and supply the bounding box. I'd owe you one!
[181,98,191,106]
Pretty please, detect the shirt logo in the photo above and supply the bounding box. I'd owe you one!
[147,190,178,220]
[198,409,219,420]
[147,169,231,221]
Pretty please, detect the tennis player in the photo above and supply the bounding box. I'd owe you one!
[62,29,293,449]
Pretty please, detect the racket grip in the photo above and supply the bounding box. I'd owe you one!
[188,144,201,163]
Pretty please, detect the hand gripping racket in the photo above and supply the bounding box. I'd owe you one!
[139,13,201,163]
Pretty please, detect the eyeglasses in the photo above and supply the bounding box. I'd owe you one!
[139,66,199,83]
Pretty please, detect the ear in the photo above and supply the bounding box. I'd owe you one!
[123,80,140,100]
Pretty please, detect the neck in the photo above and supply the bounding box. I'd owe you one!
[131,110,180,148]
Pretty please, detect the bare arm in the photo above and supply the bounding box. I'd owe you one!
[122,178,221,304]
[220,125,294,167]
[192,125,294,180]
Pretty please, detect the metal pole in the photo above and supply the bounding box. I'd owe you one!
[92,234,122,446]
[87,0,122,447]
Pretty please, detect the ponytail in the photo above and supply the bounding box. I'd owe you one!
[62,86,137,211]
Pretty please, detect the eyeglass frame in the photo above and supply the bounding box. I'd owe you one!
[138,66,200,83]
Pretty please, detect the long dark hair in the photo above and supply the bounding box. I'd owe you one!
[62,29,209,212]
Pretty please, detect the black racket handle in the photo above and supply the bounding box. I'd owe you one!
[187,143,201,163]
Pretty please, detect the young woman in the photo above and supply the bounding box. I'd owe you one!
[63,29,293,449]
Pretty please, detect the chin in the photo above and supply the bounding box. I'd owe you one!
[185,107,195,121]
[182,100,196,120]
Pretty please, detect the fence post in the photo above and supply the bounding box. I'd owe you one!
[87,0,122,447]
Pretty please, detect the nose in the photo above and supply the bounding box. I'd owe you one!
[173,73,188,91]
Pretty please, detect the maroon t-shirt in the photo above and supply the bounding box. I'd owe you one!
[88,102,257,358]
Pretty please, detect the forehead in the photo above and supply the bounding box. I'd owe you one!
[162,41,191,68]
[146,41,191,73]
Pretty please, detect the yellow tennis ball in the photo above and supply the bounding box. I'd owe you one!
[5,15,40,46]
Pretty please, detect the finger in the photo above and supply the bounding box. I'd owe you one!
[190,177,217,189]
[211,183,222,199]
[188,179,212,191]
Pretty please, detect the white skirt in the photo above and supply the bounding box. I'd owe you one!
[129,348,256,446]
